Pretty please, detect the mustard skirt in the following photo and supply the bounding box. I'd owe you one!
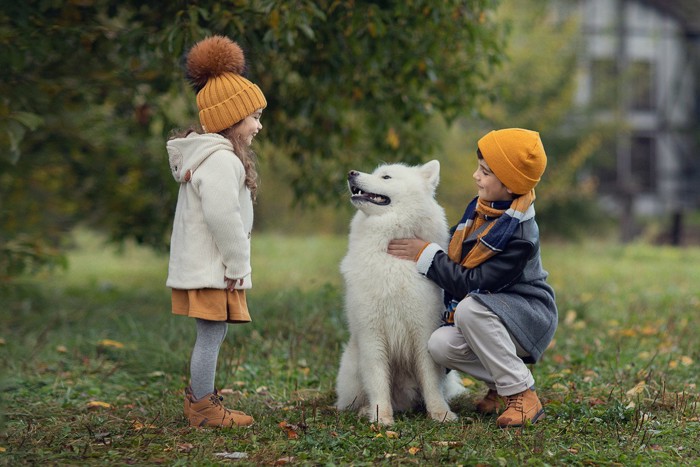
[171,288,251,324]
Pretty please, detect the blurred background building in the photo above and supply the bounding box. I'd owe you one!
[573,0,700,242]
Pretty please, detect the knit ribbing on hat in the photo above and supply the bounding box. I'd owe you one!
[196,73,267,133]
[477,129,547,195]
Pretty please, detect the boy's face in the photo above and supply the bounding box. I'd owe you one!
[473,158,512,202]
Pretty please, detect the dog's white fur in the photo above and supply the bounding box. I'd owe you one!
[335,160,464,425]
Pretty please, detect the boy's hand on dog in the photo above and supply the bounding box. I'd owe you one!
[387,238,429,262]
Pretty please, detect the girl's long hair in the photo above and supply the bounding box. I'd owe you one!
[169,123,259,201]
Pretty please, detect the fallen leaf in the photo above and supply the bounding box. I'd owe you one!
[275,456,295,465]
[551,383,569,392]
[385,430,399,439]
[681,356,694,366]
[408,446,421,455]
[278,421,299,439]
[551,354,566,364]
[177,443,194,453]
[461,377,476,387]
[87,401,112,409]
[56,345,68,353]
[588,398,605,406]
[626,381,646,397]
[132,421,157,431]
[97,339,124,349]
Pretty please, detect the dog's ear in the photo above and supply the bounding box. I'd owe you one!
[420,160,440,191]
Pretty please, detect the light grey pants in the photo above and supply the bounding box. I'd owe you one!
[427,296,534,397]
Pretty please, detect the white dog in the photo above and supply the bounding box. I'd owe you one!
[335,160,464,426]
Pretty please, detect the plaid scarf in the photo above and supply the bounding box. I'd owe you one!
[447,190,536,269]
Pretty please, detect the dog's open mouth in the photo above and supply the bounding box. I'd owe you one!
[350,184,390,206]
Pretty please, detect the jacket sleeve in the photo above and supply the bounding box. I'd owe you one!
[423,237,535,300]
[195,151,251,281]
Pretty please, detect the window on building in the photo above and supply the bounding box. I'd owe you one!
[590,58,617,109]
[628,60,654,111]
[630,135,655,191]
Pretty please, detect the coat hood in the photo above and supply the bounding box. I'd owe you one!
[167,132,233,183]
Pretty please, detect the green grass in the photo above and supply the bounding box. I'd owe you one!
[1,232,699,465]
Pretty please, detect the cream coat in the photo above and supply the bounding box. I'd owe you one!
[166,133,253,290]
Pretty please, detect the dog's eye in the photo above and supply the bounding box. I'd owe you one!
[382,175,391,180]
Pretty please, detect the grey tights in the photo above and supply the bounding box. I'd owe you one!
[190,318,228,400]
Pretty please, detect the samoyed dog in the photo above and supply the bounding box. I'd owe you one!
[335,160,464,426]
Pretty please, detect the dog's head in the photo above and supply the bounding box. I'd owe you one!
[346,160,441,216]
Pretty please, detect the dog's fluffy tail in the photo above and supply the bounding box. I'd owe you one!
[443,371,468,400]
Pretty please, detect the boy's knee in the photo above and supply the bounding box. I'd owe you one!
[453,297,480,327]
[427,329,449,365]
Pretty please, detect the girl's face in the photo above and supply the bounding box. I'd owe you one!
[235,109,263,146]
[473,158,512,202]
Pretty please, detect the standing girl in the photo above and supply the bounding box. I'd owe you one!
[166,36,266,428]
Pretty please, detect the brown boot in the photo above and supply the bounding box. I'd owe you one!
[184,386,254,427]
[475,389,506,414]
[496,388,544,428]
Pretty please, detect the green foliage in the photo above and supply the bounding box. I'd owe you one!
[1,232,699,464]
[0,0,506,278]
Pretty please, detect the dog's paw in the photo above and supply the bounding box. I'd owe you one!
[429,410,458,422]
[364,406,394,426]
[375,415,395,426]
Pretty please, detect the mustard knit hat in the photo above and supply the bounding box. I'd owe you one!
[185,36,267,133]
[477,128,547,194]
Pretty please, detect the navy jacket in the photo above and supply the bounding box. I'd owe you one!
[426,216,557,363]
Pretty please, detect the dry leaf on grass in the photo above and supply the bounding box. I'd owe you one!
[87,401,111,409]
[97,339,124,349]
[279,421,300,439]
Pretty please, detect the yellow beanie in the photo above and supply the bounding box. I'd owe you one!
[477,128,547,194]
[185,36,267,133]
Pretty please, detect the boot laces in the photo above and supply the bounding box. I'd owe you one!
[210,394,233,416]
[506,393,524,412]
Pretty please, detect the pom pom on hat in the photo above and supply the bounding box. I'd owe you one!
[184,35,267,133]
[477,128,547,194]
[186,36,246,92]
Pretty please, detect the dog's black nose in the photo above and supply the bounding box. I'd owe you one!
[348,170,359,180]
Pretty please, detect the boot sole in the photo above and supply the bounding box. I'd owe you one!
[497,408,545,429]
